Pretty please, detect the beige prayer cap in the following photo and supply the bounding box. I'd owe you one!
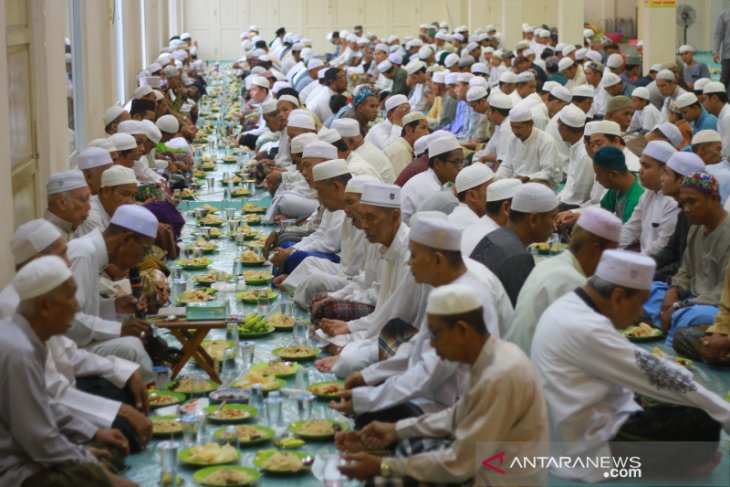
[14,255,72,301]
[410,216,462,251]
[156,114,180,134]
[11,219,63,265]
[312,159,350,182]
[332,118,360,138]
[103,105,126,126]
[101,166,138,188]
[594,249,655,290]
[360,182,400,208]
[426,283,481,315]
[290,133,318,155]
[47,170,87,195]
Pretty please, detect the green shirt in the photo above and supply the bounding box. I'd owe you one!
[600,173,644,223]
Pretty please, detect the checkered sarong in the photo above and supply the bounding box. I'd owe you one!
[309,290,375,324]
[365,438,469,487]
[378,318,419,361]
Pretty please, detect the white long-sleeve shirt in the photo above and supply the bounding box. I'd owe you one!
[495,127,561,188]
[327,239,381,304]
[400,168,443,224]
[717,103,730,159]
[75,195,110,237]
[447,203,480,228]
[306,86,336,123]
[354,141,396,183]
[557,139,595,206]
[346,151,383,181]
[475,116,509,162]
[293,209,345,254]
[531,290,730,483]
[628,104,662,133]
[382,137,414,177]
[461,215,500,257]
[364,119,403,150]
[619,189,679,256]
[544,110,570,172]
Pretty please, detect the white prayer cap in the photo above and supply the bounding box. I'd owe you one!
[538,29,550,38]
[576,207,623,242]
[522,24,533,33]
[488,91,513,110]
[332,119,360,138]
[414,135,430,156]
[291,42,304,51]
[377,60,393,73]
[384,94,409,112]
[272,81,291,94]
[444,53,459,68]
[290,133,318,154]
[516,71,535,83]
[118,120,146,136]
[457,72,474,84]
[101,165,137,188]
[692,129,722,145]
[410,216,462,251]
[14,255,73,301]
[455,163,494,193]
[87,138,114,151]
[466,86,488,103]
[374,43,388,53]
[656,69,675,81]
[445,73,459,85]
[261,99,278,115]
[510,183,558,213]
[703,81,726,94]
[643,140,676,164]
[47,170,87,195]
[249,25,259,32]
[486,178,521,201]
[455,25,468,33]
[562,44,576,57]
[558,104,586,128]
[428,134,461,158]
[78,147,113,170]
[153,89,164,101]
[675,92,699,109]
[250,75,271,89]
[606,53,623,69]
[345,175,379,194]
[595,249,655,290]
[558,57,574,72]
[103,105,126,126]
[654,122,683,148]
[509,105,533,123]
[181,32,191,41]
[694,78,711,92]
[140,120,161,143]
[156,52,172,65]
[405,39,423,49]
[312,159,350,182]
[678,44,694,54]
[466,42,479,54]
[109,133,138,151]
[317,127,342,144]
[402,111,426,126]
[584,121,600,137]
[550,86,572,104]
[133,85,153,99]
[469,77,489,89]
[591,120,622,137]
[631,87,650,100]
[11,220,63,265]
[361,182,400,208]
[666,152,705,176]
[585,50,602,64]
[583,28,595,38]
[572,84,595,98]
[278,94,301,107]
[575,48,587,60]
[405,60,426,75]
[486,24,496,32]
[288,110,316,130]
[307,58,324,70]
[471,62,488,75]
[646,63,661,73]
[427,283,481,315]
[302,141,337,160]
[388,52,403,65]
[492,50,503,59]
[110,204,158,238]
[432,71,446,84]
[602,72,622,88]
[499,71,517,84]
[156,114,180,134]
[147,62,162,74]
[418,46,433,60]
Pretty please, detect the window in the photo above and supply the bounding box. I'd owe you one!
[114,0,126,104]
[65,0,85,157]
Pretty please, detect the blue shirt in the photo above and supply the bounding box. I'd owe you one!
[692,109,718,133]
[444,100,469,135]
[706,159,730,204]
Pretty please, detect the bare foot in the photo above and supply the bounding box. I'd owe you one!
[315,356,338,372]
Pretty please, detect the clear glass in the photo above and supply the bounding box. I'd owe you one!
[153,365,171,390]
[293,318,308,344]
[297,393,315,420]
[157,440,179,485]
[264,395,283,427]
[239,341,255,368]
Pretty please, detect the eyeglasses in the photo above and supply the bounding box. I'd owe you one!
[443,157,465,165]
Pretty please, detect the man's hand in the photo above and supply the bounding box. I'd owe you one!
[344,371,366,389]
[89,446,112,461]
[94,428,129,456]
[555,210,580,228]
[121,318,150,339]
[660,307,675,333]
[101,463,140,487]
[272,274,288,288]
[515,175,530,183]
[360,421,398,450]
[315,356,338,372]
[115,294,139,314]
[329,389,354,415]
[320,318,349,336]
[335,431,367,453]
[391,104,410,126]
[263,232,279,258]
[311,296,334,316]
[118,404,153,447]
[661,286,681,313]
[126,371,149,414]
[714,52,720,63]
[270,247,295,268]
[338,452,382,480]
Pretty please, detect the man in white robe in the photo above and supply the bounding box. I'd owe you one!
[448,163,494,228]
[333,118,396,183]
[44,170,92,242]
[556,105,595,208]
[76,166,138,237]
[364,94,409,150]
[383,112,429,177]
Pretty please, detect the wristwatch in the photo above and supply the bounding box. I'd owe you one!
[380,459,392,478]
[672,301,684,310]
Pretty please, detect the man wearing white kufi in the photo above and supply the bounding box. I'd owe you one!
[76,166,138,237]
[135,119,166,185]
[337,282,547,487]
[77,147,113,195]
[318,128,382,181]
[532,250,730,483]
[401,134,463,224]
[495,105,561,189]
[0,256,136,487]
[460,178,521,257]
[67,205,158,379]
[449,163,494,228]
[383,111,429,177]
[508,207,622,353]
[0,219,153,451]
[332,216,501,426]
[284,175,378,307]
[333,118,395,183]
[472,91,512,166]
[315,183,428,379]
[365,94,410,150]
[44,170,91,242]
[555,104,595,207]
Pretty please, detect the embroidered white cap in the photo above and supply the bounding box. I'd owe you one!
[466,86,488,103]
[632,87,650,101]
[384,94,409,112]
[14,255,73,301]
[410,217,462,251]
[488,92,513,110]
[558,57,574,72]
[675,92,699,109]
[302,140,337,160]
[576,207,623,242]
[11,219,63,265]
[558,104,587,128]
[402,111,426,126]
[360,182,400,208]
[572,84,595,98]
[591,120,622,137]
[317,127,342,144]
[78,147,113,170]
[140,120,161,143]
[312,159,350,182]
[510,182,558,213]
[643,140,677,164]
[691,129,722,145]
[110,204,159,239]
[288,110,316,130]
[332,118,360,138]
[666,152,706,176]
[486,178,522,202]
[428,134,461,158]
[345,175,379,194]
[290,133,319,154]
[703,81,726,95]
[109,133,138,151]
[101,165,138,188]
[455,163,494,193]
[550,86,572,104]
[606,53,624,69]
[602,72,622,88]
[118,120,146,136]
[509,105,533,123]
[653,121,683,148]
[656,69,675,81]
[47,170,88,195]
[426,283,482,315]
[595,249,656,290]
